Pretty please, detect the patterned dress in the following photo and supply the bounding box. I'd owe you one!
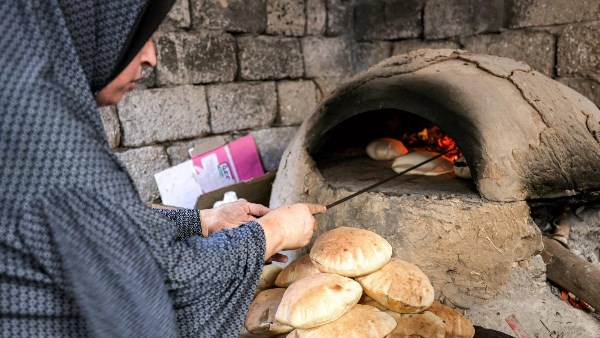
[0,1,265,337]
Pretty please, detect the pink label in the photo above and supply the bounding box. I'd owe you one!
[191,135,264,193]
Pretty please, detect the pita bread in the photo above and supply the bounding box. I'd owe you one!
[258,264,283,290]
[245,288,293,334]
[356,258,434,313]
[295,305,397,338]
[385,311,446,338]
[359,294,388,311]
[275,273,362,329]
[275,255,321,287]
[427,302,475,338]
[391,151,453,176]
[366,138,408,160]
[310,227,392,277]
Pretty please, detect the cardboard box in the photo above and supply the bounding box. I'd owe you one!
[195,171,277,209]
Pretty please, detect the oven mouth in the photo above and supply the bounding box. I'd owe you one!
[312,108,478,199]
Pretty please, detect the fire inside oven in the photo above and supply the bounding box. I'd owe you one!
[312,109,476,197]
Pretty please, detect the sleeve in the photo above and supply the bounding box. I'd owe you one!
[154,208,203,240]
[37,187,266,338]
[34,188,181,338]
[123,197,267,337]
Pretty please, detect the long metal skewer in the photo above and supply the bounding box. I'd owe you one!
[326,150,453,209]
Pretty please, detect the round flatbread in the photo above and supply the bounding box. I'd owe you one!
[358,294,388,311]
[258,264,283,290]
[275,255,321,287]
[385,311,446,338]
[295,305,396,338]
[427,301,475,338]
[275,273,362,329]
[245,288,293,334]
[391,151,453,176]
[366,138,408,160]
[310,226,392,277]
[356,258,434,313]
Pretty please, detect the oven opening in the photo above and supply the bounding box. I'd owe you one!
[312,109,478,197]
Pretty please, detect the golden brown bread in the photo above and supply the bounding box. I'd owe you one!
[258,264,283,290]
[275,273,362,329]
[309,226,392,277]
[427,302,475,338]
[244,288,293,334]
[275,255,321,287]
[295,304,397,338]
[356,258,434,313]
[366,138,408,160]
[391,151,453,176]
[385,311,446,338]
[358,294,388,311]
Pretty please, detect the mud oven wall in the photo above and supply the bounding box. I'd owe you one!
[270,50,600,330]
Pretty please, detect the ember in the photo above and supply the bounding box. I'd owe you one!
[399,126,461,162]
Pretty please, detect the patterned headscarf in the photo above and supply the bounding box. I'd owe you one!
[0,1,181,337]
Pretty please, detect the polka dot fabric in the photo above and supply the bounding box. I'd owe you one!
[0,1,266,337]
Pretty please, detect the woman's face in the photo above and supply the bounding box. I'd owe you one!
[95,40,156,107]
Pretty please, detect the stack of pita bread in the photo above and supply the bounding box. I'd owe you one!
[243,226,475,338]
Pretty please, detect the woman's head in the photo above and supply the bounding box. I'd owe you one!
[95,40,157,107]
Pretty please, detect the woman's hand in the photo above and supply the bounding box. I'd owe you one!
[256,203,327,261]
[199,201,271,236]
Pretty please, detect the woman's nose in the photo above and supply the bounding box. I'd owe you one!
[141,40,157,68]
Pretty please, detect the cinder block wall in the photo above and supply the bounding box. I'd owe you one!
[101,0,600,203]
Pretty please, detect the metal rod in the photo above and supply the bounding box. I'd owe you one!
[326,150,452,209]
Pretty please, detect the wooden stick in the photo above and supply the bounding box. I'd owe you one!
[541,236,600,311]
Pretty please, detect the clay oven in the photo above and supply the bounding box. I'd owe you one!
[270,49,600,333]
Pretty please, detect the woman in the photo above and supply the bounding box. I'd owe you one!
[0,1,325,337]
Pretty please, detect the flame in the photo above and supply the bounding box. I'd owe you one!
[399,126,461,162]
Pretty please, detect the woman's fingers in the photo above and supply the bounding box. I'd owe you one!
[246,202,271,217]
[304,203,327,215]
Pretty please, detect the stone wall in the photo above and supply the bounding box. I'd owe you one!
[101,0,600,203]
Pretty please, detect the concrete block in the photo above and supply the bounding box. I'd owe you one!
[557,23,600,79]
[117,146,170,203]
[463,31,555,77]
[508,0,600,28]
[326,0,354,36]
[558,78,600,108]
[192,0,266,33]
[155,32,236,86]
[159,0,191,31]
[118,86,210,147]
[237,36,303,80]
[166,135,232,165]
[277,80,318,125]
[250,126,299,171]
[99,106,120,149]
[424,0,504,39]
[266,0,306,36]
[208,82,277,133]
[391,39,460,56]
[306,0,326,35]
[302,37,353,77]
[352,41,391,73]
[354,0,422,40]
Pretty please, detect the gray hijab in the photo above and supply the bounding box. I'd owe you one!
[1,1,266,337]
[0,0,177,337]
